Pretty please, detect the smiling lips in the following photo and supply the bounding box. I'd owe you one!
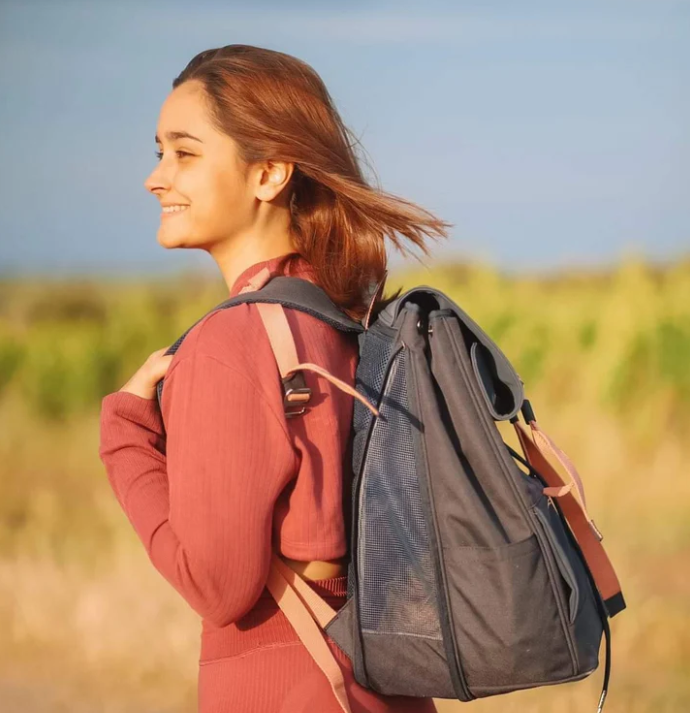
[161,205,189,217]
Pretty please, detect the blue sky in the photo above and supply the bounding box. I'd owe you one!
[0,0,687,277]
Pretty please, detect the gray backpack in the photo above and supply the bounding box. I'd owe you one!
[157,274,626,712]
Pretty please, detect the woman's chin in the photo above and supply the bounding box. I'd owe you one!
[157,227,189,249]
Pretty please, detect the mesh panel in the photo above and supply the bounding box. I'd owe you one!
[348,330,395,600]
[352,331,393,471]
[356,348,442,639]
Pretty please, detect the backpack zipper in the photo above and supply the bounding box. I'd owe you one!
[405,335,474,702]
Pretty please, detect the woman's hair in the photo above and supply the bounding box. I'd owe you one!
[173,44,451,322]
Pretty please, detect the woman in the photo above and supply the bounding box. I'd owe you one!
[99,44,450,713]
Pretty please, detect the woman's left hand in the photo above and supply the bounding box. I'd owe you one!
[119,347,174,401]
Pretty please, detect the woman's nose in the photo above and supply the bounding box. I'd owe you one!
[144,162,170,194]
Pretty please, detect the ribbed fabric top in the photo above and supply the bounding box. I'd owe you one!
[98,251,359,663]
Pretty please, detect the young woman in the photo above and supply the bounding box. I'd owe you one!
[99,44,450,713]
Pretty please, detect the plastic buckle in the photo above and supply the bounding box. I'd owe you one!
[283,371,311,418]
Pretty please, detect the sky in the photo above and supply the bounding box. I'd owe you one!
[0,0,688,277]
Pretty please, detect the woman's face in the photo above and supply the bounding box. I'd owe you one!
[144,80,254,252]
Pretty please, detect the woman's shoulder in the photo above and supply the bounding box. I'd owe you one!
[169,303,266,372]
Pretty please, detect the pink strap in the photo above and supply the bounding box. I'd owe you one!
[270,554,339,627]
[514,422,621,602]
[286,362,379,417]
[543,482,574,498]
[529,421,591,518]
[244,279,353,711]
[255,302,301,380]
[256,302,379,418]
[267,555,352,713]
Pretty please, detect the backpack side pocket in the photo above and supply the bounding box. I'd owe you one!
[531,494,603,675]
[442,533,575,695]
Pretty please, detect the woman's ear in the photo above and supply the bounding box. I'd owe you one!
[253,160,295,203]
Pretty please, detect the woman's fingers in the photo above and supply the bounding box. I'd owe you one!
[149,352,174,381]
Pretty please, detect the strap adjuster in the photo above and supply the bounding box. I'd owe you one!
[282,371,311,418]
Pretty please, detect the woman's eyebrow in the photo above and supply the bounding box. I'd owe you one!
[155,130,203,144]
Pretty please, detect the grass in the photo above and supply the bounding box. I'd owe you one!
[0,256,688,712]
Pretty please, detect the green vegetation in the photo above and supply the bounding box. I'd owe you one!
[0,257,688,712]
[3,258,689,432]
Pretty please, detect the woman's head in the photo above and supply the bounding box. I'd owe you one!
[146,79,295,259]
[145,44,451,321]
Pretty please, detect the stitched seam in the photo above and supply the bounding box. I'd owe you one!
[162,345,294,455]
[280,536,345,546]
[195,352,296,452]
[194,306,286,402]
[199,641,304,666]
[163,354,194,385]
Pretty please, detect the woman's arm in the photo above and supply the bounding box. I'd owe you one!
[99,347,298,628]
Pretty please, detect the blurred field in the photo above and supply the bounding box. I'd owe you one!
[0,256,689,712]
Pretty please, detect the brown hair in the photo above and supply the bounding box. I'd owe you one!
[173,44,451,322]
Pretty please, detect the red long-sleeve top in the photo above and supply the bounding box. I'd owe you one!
[98,252,358,634]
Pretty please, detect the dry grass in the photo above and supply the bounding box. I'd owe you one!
[0,258,688,711]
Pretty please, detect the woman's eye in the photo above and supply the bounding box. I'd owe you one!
[154,150,192,161]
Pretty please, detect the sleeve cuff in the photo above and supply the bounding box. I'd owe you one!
[102,390,164,432]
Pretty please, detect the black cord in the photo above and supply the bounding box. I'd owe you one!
[597,612,611,712]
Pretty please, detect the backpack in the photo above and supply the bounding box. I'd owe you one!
[156,269,626,713]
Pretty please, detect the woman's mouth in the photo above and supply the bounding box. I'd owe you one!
[161,205,189,217]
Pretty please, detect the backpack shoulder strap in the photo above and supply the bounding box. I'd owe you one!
[164,276,363,358]
[255,300,376,419]
[156,275,369,414]
[238,273,369,418]
[222,276,364,333]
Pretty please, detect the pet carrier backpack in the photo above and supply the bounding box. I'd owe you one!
[157,268,626,713]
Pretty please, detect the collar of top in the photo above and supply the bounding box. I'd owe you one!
[228,251,316,297]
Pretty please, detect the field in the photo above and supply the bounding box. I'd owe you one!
[1,256,688,712]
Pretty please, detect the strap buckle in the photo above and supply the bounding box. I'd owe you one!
[283,371,311,418]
